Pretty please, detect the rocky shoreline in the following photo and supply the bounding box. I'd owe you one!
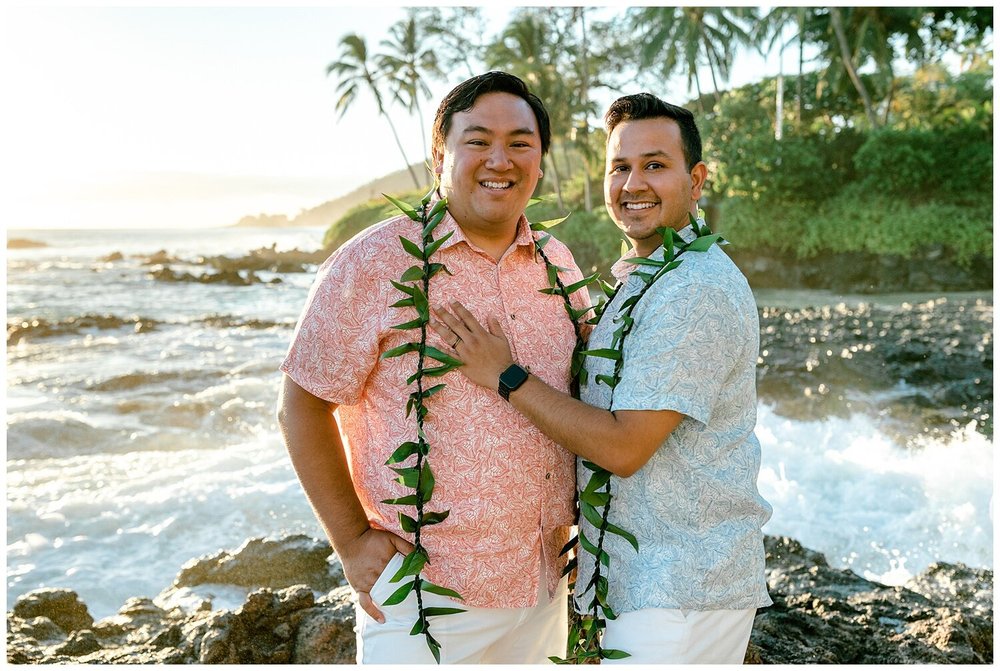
[7,534,992,664]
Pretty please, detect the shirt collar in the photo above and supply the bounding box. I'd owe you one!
[610,219,704,281]
[434,203,536,254]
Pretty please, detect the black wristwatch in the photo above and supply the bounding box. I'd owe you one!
[498,364,529,401]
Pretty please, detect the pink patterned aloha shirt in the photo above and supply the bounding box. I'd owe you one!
[281,209,589,608]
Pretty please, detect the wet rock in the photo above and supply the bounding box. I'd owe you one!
[727,248,992,294]
[147,265,268,286]
[6,534,990,664]
[905,562,994,616]
[54,629,102,656]
[100,251,125,262]
[172,534,343,593]
[12,588,94,633]
[294,585,357,663]
[12,616,65,643]
[198,245,329,274]
[8,238,47,249]
[7,314,161,346]
[751,535,993,664]
[138,249,178,265]
[756,296,992,439]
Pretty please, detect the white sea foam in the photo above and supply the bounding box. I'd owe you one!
[756,404,993,585]
[6,228,993,620]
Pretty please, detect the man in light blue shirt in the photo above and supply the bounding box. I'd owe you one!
[431,93,771,663]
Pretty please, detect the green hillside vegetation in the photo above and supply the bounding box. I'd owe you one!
[315,7,991,276]
[322,63,992,274]
[234,163,428,229]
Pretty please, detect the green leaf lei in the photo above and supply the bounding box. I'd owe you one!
[379,184,465,663]
[552,213,724,664]
[379,190,598,663]
[381,185,720,664]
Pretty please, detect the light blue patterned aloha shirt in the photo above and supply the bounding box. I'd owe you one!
[574,221,773,614]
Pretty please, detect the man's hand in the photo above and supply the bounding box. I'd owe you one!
[340,527,414,623]
[431,301,515,389]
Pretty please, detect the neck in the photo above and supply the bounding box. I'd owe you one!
[458,220,519,262]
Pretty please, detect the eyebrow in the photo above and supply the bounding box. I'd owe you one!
[609,150,670,163]
[460,125,537,138]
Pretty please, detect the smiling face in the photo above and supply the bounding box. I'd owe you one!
[433,91,543,244]
[604,117,707,257]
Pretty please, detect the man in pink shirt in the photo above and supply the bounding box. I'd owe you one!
[278,71,588,663]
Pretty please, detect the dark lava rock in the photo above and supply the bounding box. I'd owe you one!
[54,629,102,657]
[6,534,990,664]
[755,296,992,439]
[727,248,992,294]
[12,588,94,633]
[7,314,161,345]
[198,245,329,274]
[751,536,993,664]
[148,265,267,286]
[7,238,47,249]
[173,535,342,593]
[11,616,64,643]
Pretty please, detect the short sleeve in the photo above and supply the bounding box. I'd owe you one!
[611,279,745,424]
[279,241,386,406]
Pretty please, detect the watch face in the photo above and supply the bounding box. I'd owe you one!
[500,364,529,388]
[499,364,529,400]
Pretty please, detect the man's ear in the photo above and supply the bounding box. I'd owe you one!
[689,162,708,202]
[432,148,444,175]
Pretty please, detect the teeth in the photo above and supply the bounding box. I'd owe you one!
[624,202,655,210]
[482,181,512,189]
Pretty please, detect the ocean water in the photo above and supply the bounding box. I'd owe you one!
[6,227,994,619]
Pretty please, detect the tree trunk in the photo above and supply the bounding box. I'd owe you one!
[704,46,723,106]
[796,7,804,128]
[579,8,593,212]
[560,141,575,209]
[373,85,423,188]
[775,70,784,141]
[382,114,422,189]
[546,153,565,211]
[883,71,896,126]
[829,8,880,128]
[415,99,429,171]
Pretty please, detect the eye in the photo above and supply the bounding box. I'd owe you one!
[467,139,488,146]
[645,162,664,170]
[609,165,628,174]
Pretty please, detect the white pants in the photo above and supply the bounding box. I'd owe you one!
[602,607,756,664]
[355,552,567,664]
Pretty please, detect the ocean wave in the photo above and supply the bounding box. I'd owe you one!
[7,315,161,346]
[7,314,292,345]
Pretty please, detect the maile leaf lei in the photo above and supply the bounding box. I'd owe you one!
[379,183,464,663]
[552,213,724,664]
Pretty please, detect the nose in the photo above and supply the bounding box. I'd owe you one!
[622,169,647,193]
[484,145,513,171]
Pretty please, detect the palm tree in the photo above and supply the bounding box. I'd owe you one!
[631,7,754,109]
[413,7,488,80]
[486,10,575,209]
[378,15,441,167]
[327,33,422,188]
[828,8,881,128]
[753,6,813,138]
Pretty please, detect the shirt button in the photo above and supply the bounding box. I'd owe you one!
[545,472,551,480]
[510,313,516,320]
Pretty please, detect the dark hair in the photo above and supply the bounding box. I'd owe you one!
[432,71,551,156]
[604,93,702,169]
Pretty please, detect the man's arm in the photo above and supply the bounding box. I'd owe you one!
[432,304,682,477]
[277,375,413,622]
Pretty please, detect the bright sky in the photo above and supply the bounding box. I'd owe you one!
[1,4,799,230]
